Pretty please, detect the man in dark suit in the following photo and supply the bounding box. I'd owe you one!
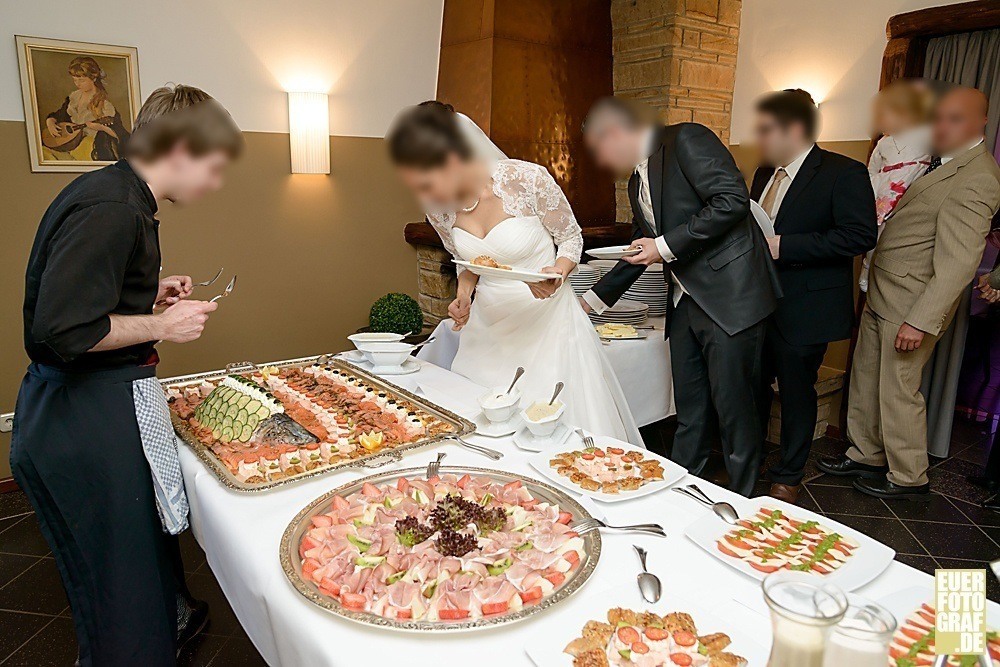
[581,97,781,496]
[749,90,877,503]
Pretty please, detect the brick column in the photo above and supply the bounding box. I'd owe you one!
[611,0,741,221]
[416,245,456,327]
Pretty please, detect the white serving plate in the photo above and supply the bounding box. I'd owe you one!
[472,410,523,438]
[595,328,648,341]
[587,245,641,260]
[684,496,895,592]
[341,352,421,376]
[513,423,573,452]
[523,586,767,666]
[528,433,686,503]
[880,585,1000,631]
[454,260,557,283]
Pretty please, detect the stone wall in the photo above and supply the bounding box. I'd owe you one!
[610,0,741,221]
[415,245,456,327]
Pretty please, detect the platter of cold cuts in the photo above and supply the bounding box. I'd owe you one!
[279,465,601,632]
[162,357,475,491]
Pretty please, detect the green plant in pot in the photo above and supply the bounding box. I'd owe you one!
[369,293,424,336]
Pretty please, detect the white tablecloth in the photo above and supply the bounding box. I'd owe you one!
[178,360,982,666]
[418,317,675,427]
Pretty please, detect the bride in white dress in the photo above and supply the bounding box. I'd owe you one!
[387,102,641,445]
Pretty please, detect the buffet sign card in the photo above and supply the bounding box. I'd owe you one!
[936,568,987,655]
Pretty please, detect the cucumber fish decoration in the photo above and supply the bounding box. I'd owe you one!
[193,375,318,446]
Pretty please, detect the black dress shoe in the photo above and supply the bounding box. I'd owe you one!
[983,495,1000,513]
[176,599,210,655]
[853,477,930,501]
[967,475,1000,494]
[816,455,888,479]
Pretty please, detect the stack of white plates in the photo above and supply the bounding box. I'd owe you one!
[567,264,600,296]
[589,299,649,326]
[586,259,618,276]
[623,265,669,316]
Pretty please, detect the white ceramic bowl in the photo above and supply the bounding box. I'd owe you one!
[478,387,522,423]
[361,342,414,369]
[348,332,406,353]
[521,401,566,438]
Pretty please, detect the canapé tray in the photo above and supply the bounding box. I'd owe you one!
[161,356,475,492]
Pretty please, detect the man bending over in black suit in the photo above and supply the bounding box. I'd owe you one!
[581,97,781,496]
[750,90,877,503]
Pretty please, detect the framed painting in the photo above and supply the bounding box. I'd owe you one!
[16,36,141,173]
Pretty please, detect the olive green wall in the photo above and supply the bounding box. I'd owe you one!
[0,121,421,478]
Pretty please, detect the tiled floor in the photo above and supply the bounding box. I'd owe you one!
[0,493,265,666]
[0,415,998,665]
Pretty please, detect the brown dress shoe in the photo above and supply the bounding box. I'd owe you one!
[768,482,801,504]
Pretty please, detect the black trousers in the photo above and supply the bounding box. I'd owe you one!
[758,321,828,485]
[668,296,766,496]
[10,364,181,667]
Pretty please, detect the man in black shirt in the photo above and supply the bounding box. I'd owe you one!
[12,84,242,667]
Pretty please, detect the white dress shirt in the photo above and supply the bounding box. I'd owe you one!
[941,137,985,165]
[583,128,689,313]
[757,144,815,219]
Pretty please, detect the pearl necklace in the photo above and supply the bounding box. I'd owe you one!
[460,197,480,213]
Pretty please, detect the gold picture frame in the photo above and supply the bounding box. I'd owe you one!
[16,36,141,173]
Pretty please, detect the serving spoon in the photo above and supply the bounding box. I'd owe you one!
[548,381,565,405]
[505,367,525,394]
[634,546,662,603]
[672,484,740,525]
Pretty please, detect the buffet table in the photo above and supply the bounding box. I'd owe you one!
[418,316,675,427]
[178,359,991,666]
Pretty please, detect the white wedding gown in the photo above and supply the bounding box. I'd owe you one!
[429,159,642,446]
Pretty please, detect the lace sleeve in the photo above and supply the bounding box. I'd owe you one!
[426,212,465,274]
[531,165,583,263]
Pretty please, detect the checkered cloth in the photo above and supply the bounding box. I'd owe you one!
[132,376,189,535]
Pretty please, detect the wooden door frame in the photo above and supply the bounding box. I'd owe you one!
[880,0,1000,88]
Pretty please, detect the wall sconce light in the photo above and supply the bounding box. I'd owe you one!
[288,91,330,174]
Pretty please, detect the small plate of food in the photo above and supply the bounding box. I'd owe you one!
[586,245,642,261]
[878,586,1000,666]
[524,589,765,666]
[455,256,560,283]
[684,496,895,591]
[595,323,648,340]
[528,434,686,502]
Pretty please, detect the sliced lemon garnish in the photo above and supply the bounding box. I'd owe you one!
[359,431,385,451]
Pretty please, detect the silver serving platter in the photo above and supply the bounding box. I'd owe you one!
[280,465,602,633]
[161,355,475,493]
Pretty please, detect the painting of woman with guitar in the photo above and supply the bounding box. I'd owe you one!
[41,56,130,162]
[16,36,140,172]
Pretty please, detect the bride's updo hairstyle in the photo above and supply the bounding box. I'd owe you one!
[387,101,473,168]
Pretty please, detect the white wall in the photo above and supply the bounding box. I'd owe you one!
[0,0,444,137]
[731,0,970,143]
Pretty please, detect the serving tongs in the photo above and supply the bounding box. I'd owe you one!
[572,517,666,538]
[194,267,224,287]
[448,435,503,461]
[210,275,238,303]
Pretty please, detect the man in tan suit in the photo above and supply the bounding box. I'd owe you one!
[819,87,1000,500]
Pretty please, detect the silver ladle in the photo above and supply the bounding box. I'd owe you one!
[634,545,661,603]
[672,483,741,525]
